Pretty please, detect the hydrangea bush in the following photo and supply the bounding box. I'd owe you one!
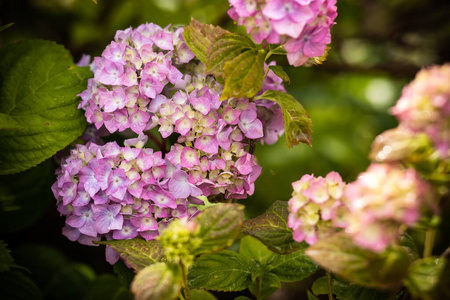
[0,0,449,299]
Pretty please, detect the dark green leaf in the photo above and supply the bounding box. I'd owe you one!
[190,289,218,300]
[0,160,52,234]
[268,65,290,84]
[255,90,313,147]
[0,241,16,272]
[399,232,419,262]
[0,270,42,300]
[242,200,307,254]
[239,235,273,265]
[83,274,130,300]
[0,39,91,174]
[248,272,280,299]
[403,257,446,300]
[220,49,265,101]
[113,260,136,288]
[267,249,319,282]
[0,23,14,32]
[306,233,410,289]
[307,290,320,300]
[193,203,244,255]
[188,250,252,292]
[312,276,391,300]
[131,263,181,300]
[97,238,165,271]
[206,33,255,77]
[234,297,252,300]
[183,19,230,64]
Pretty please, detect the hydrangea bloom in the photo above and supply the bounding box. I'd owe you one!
[390,64,450,159]
[287,171,347,245]
[56,23,288,262]
[228,0,337,66]
[344,163,432,253]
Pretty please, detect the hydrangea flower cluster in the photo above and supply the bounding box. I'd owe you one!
[343,163,431,253]
[52,135,204,247]
[228,0,337,66]
[390,64,450,159]
[287,171,347,245]
[54,23,287,255]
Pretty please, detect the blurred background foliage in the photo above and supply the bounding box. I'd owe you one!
[1,0,450,299]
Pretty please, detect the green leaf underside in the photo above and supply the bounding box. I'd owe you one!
[255,90,312,147]
[242,200,307,254]
[312,276,391,300]
[306,233,410,289]
[183,19,230,64]
[268,65,290,84]
[206,33,255,77]
[403,257,446,300]
[96,239,165,271]
[193,203,244,255]
[131,263,181,300]
[220,49,265,101]
[188,250,252,292]
[0,39,91,174]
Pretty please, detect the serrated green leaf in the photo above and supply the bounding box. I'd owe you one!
[0,23,14,32]
[399,232,419,262]
[268,65,290,84]
[0,39,91,174]
[193,203,244,255]
[242,200,307,255]
[255,90,312,147]
[0,241,15,272]
[312,276,391,300]
[206,33,255,78]
[131,263,181,300]
[220,49,265,101]
[183,19,230,64]
[240,236,273,265]
[248,272,280,299]
[190,289,218,300]
[188,250,252,292]
[306,233,410,289]
[403,257,446,300]
[0,160,52,234]
[96,238,165,271]
[267,249,319,282]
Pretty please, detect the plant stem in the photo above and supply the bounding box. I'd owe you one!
[178,262,190,300]
[423,227,436,258]
[326,271,333,300]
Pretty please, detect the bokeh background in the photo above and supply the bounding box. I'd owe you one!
[1,0,449,299]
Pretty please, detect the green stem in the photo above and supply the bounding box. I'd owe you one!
[326,271,333,300]
[179,262,190,300]
[423,227,436,258]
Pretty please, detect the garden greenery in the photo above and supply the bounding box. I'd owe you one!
[0,0,449,300]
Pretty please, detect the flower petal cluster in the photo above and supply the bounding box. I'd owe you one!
[288,171,346,245]
[52,135,202,248]
[390,64,450,159]
[343,163,431,253]
[228,0,337,66]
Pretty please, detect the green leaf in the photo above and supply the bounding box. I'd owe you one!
[0,160,52,234]
[311,276,391,300]
[0,23,14,32]
[113,260,136,288]
[254,90,312,147]
[307,290,320,300]
[131,263,181,300]
[0,39,91,174]
[306,233,410,289]
[188,250,252,292]
[239,235,273,265]
[83,274,132,300]
[248,272,280,299]
[220,49,265,101]
[183,19,230,64]
[268,65,290,84]
[206,33,255,78]
[403,257,446,300]
[193,203,244,255]
[399,232,419,262]
[266,249,319,282]
[96,238,165,271]
[241,200,307,254]
[0,241,16,272]
[268,44,287,56]
[190,289,218,300]
[234,297,252,300]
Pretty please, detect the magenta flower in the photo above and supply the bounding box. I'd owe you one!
[92,204,124,234]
